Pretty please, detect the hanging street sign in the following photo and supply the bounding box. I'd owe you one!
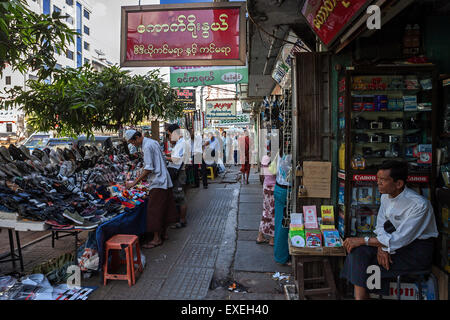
[216,114,250,127]
[120,2,246,67]
[205,99,237,119]
[174,89,196,111]
[301,0,371,47]
[170,64,248,87]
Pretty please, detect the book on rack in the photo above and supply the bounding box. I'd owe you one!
[322,229,343,247]
[303,206,318,229]
[320,205,335,225]
[305,229,322,248]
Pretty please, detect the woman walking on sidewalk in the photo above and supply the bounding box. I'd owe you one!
[239,129,250,184]
[256,155,276,246]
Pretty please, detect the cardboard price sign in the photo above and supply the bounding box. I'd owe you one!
[302,161,332,198]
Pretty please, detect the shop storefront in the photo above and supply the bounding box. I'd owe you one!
[248,0,450,299]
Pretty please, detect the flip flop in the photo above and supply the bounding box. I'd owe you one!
[142,241,162,249]
[256,238,269,244]
[171,221,187,229]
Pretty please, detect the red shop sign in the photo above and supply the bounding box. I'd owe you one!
[120,2,246,67]
[352,174,429,183]
[353,174,377,182]
[301,0,371,46]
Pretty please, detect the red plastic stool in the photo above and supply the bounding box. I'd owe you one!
[103,234,143,286]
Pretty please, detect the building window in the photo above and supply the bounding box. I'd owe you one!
[77,53,82,68]
[5,76,11,85]
[66,15,74,25]
[83,9,90,20]
[66,0,74,6]
[83,25,90,35]
[84,58,90,65]
[76,2,82,34]
[29,75,38,81]
[6,124,13,133]
[77,36,82,53]
[55,64,62,70]
[66,50,74,60]
[43,0,50,15]
[84,41,90,51]
[53,5,61,13]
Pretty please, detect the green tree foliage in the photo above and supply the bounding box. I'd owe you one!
[0,0,76,80]
[5,65,184,137]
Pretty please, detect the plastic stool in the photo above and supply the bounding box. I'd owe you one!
[206,166,215,180]
[103,234,143,286]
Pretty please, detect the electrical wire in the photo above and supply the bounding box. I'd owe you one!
[246,1,312,52]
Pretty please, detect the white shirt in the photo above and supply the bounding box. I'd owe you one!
[192,134,203,155]
[142,137,173,190]
[168,137,187,170]
[208,138,219,152]
[374,187,438,254]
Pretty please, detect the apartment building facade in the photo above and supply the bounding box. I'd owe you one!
[0,0,113,138]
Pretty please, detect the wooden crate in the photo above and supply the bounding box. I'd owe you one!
[289,242,346,257]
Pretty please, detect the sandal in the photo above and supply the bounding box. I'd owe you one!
[142,241,162,249]
[171,221,187,229]
[256,238,268,244]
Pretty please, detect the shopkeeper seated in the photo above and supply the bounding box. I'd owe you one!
[340,160,438,300]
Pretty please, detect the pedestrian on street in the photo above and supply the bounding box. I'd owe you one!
[204,133,220,174]
[239,129,250,184]
[221,131,228,164]
[125,129,179,249]
[166,124,188,229]
[256,155,276,246]
[233,135,238,166]
[192,131,208,189]
[273,142,292,265]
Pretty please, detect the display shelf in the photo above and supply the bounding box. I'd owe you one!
[337,65,438,238]
[351,89,422,93]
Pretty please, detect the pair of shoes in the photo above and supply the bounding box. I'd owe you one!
[62,209,85,224]
[203,185,208,189]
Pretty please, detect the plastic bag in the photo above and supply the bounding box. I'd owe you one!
[77,231,99,271]
[268,153,278,175]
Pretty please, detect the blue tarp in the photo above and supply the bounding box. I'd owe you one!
[95,200,147,269]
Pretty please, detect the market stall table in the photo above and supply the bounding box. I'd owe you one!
[288,242,346,300]
[0,218,49,272]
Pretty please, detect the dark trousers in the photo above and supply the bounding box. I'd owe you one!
[340,238,434,295]
[234,150,238,165]
[193,158,208,187]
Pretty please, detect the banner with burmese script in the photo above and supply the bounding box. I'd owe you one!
[302,0,371,47]
[170,65,248,87]
[205,99,237,120]
[120,2,246,67]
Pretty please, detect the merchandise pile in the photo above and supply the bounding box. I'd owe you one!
[0,141,148,230]
[0,273,95,300]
